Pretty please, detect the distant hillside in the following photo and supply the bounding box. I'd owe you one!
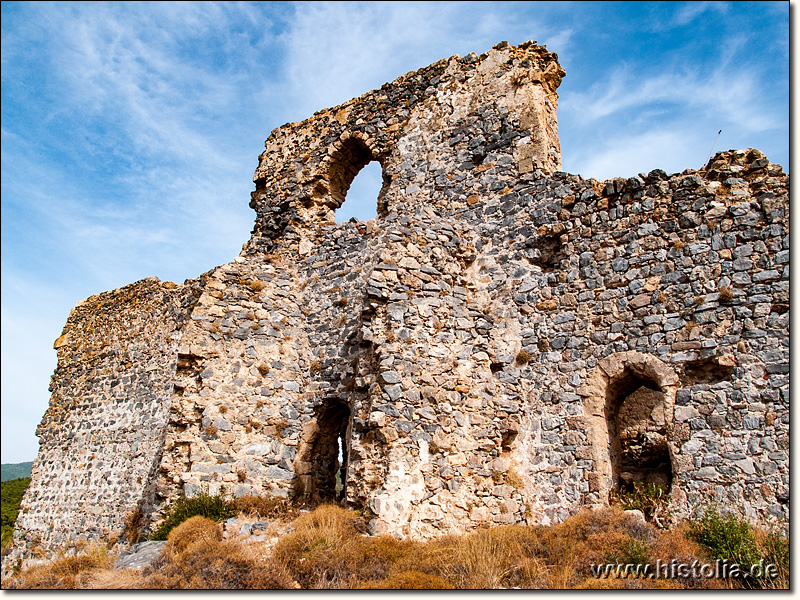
[1,462,33,482]
[2,476,30,553]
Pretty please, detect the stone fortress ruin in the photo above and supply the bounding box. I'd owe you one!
[6,41,789,570]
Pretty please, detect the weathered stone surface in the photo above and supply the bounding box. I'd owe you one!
[5,42,789,574]
[114,541,167,571]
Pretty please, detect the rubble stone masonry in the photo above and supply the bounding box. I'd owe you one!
[5,41,788,572]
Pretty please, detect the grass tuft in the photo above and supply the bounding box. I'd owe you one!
[165,516,221,558]
[718,287,734,303]
[3,544,113,589]
[686,505,788,589]
[515,350,532,366]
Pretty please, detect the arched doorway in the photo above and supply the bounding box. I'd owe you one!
[580,351,678,504]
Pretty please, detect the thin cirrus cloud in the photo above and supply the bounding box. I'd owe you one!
[31,3,263,275]
[565,129,702,182]
[559,33,785,179]
[50,6,252,168]
[562,64,778,133]
[278,1,572,120]
[673,1,729,26]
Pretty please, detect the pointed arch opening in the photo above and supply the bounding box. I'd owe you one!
[336,161,382,223]
[318,136,386,222]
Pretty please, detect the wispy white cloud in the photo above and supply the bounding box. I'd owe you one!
[2,3,269,460]
[541,28,574,55]
[564,128,705,181]
[279,1,573,119]
[280,0,573,219]
[47,3,251,166]
[0,1,787,464]
[561,61,781,133]
[673,1,729,26]
[0,275,70,462]
[4,2,264,276]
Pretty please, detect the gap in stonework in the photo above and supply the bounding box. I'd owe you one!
[335,160,381,223]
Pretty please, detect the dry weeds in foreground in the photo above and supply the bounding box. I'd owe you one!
[1,505,788,589]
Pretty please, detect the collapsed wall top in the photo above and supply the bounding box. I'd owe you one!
[246,41,564,252]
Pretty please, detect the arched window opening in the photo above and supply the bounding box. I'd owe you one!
[293,398,351,503]
[606,368,673,495]
[325,137,383,223]
[335,160,382,223]
[334,433,346,501]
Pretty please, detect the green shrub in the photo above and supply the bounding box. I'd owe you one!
[603,536,650,566]
[687,505,788,589]
[757,526,790,589]
[150,491,237,541]
[686,505,758,565]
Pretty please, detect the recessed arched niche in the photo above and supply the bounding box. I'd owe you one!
[606,368,672,492]
[580,351,679,503]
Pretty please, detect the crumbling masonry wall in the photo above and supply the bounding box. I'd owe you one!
[9,278,203,561]
[6,42,788,571]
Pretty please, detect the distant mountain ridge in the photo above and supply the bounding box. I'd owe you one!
[1,462,33,482]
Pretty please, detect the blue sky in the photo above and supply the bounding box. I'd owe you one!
[1,1,789,463]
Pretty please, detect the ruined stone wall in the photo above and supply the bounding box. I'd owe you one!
[246,40,564,252]
[6,42,788,572]
[9,278,202,565]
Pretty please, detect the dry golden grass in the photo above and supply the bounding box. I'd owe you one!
[272,504,367,588]
[751,527,790,589]
[142,537,294,589]
[4,504,788,590]
[165,515,222,558]
[138,514,295,589]
[232,495,300,524]
[248,279,266,292]
[718,286,734,303]
[420,526,543,589]
[3,543,114,589]
[576,575,685,590]
[649,522,704,564]
[363,570,453,589]
[84,568,148,589]
[123,508,144,544]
